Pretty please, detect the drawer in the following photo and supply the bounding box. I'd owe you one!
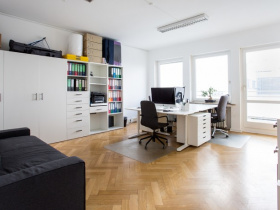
[197,134,211,145]
[198,121,211,129]
[67,92,89,99]
[90,105,108,113]
[67,117,89,129]
[197,116,210,124]
[67,126,89,140]
[67,104,89,112]
[67,110,89,119]
[67,97,89,105]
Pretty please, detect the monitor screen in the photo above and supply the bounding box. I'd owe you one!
[151,87,176,105]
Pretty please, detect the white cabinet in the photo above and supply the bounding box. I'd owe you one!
[3,51,67,143]
[0,51,3,130]
[188,112,211,146]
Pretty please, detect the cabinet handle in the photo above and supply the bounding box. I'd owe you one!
[76,130,83,132]
[274,146,278,153]
[203,127,206,129]
[96,109,102,110]
[203,136,206,138]
[203,123,206,125]
[203,115,206,117]
[75,113,82,115]
[76,119,82,122]
[203,119,206,121]
[75,100,82,102]
[75,94,82,96]
[40,93,44,100]
[203,131,206,134]
[75,107,82,109]
[34,93,38,101]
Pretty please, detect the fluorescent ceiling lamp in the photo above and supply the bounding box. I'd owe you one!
[157,14,208,33]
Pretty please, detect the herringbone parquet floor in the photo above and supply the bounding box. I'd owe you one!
[52,123,278,210]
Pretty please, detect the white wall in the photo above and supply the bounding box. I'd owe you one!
[122,46,148,122]
[148,22,280,134]
[0,13,148,123]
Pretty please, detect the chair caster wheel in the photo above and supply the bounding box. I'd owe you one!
[211,136,214,138]
[226,135,229,138]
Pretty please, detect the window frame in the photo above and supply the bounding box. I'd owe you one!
[156,58,183,87]
[191,51,231,102]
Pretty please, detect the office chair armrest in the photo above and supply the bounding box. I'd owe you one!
[158,116,168,123]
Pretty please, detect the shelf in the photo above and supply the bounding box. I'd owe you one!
[109,112,123,115]
[108,101,122,103]
[89,129,108,135]
[68,75,87,78]
[90,83,106,85]
[108,89,122,91]
[108,77,122,80]
[91,76,107,79]
[108,126,123,131]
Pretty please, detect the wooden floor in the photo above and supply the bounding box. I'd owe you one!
[52,123,278,210]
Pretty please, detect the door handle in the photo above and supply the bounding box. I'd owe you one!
[274,146,278,153]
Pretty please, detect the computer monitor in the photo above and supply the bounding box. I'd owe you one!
[151,87,176,105]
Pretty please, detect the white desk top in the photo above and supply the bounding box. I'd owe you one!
[126,104,217,116]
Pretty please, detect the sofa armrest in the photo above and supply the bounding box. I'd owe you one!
[0,156,85,210]
[0,127,30,140]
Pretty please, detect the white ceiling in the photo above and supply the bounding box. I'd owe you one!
[1,0,280,50]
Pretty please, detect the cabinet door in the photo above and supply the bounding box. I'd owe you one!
[38,57,67,143]
[3,52,40,136]
[0,51,3,129]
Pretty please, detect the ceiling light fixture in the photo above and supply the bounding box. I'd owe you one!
[157,13,208,33]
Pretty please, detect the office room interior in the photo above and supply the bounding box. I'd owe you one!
[0,0,280,209]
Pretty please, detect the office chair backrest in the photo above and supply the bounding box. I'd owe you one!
[217,95,228,122]
[140,101,158,129]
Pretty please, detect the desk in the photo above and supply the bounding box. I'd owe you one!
[126,104,217,151]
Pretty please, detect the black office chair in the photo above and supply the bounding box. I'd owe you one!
[139,101,169,149]
[211,95,229,138]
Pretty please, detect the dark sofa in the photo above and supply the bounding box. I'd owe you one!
[0,128,85,210]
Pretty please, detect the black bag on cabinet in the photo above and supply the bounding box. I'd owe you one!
[9,40,62,58]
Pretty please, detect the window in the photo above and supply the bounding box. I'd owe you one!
[243,44,280,125]
[192,52,229,100]
[157,59,183,87]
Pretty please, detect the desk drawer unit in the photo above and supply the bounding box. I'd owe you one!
[67,91,89,139]
[188,112,211,146]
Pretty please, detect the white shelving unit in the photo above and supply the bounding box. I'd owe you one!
[88,63,124,134]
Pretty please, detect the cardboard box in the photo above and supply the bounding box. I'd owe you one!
[83,40,102,51]
[83,48,102,57]
[63,54,89,62]
[83,33,102,44]
[88,55,103,63]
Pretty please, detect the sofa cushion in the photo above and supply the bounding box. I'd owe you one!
[0,156,8,176]
[0,136,66,173]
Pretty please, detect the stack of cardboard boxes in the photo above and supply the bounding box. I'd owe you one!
[83,33,102,63]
